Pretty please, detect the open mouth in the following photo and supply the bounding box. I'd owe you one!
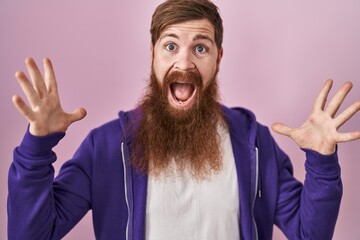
[168,82,197,109]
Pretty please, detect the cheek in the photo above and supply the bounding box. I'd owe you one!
[152,56,173,85]
[152,58,165,83]
[199,62,218,86]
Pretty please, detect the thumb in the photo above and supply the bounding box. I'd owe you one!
[68,107,87,123]
[271,122,293,137]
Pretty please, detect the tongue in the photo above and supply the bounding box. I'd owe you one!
[173,83,193,101]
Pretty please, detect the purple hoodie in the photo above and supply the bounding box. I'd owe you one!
[8,106,342,239]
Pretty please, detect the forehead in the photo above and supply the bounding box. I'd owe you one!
[159,19,215,41]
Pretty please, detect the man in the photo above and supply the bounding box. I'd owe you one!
[8,0,360,239]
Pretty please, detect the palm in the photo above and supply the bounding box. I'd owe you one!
[272,80,360,155]
[12,58,86,136]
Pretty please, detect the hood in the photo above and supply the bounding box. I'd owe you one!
[221,105,258,149]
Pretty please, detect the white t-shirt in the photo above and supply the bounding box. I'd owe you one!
[146,128,240,240]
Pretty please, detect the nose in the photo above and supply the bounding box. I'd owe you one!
[173,50,195,71]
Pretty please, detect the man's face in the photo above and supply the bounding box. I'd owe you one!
[151,18,223,110]
[131,19,225,179]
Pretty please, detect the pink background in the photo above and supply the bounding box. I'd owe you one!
[1,0,359,239]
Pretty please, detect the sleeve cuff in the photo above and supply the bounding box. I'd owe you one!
[19,128,66,157]
[302,146,340,175]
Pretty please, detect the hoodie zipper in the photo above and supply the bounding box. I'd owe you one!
[252,147,259,240]
[121,142,130,240]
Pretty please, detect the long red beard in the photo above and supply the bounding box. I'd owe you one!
[130,69,226,180]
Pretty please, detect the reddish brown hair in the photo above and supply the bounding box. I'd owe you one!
[150,0,224,49]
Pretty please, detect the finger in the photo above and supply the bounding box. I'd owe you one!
[335,131,360,143]
[25,57,47,98]
[335,100,360,129]
[271,122,293,137]
[313,79,333,111]
[43,58,58,94]
[67,108,87,124]
[12,95,35,121]
[325,81,353,117]
[15,71,40,108]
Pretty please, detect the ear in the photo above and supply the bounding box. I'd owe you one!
[150,44,154,66]
[217,47,223,65]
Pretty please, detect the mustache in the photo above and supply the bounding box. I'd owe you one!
[164,70,203,87]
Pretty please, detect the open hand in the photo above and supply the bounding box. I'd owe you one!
[272,80,360,155]
[12,57,87,136]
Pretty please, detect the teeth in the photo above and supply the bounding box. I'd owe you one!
[175,98,186,104]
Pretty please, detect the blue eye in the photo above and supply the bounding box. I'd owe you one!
[195,45,207,53]
[166,43,177,51]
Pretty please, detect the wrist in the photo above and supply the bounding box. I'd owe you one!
[314,144,336,155]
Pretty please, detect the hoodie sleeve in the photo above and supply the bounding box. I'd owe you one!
[8,129,94,240]
[273,140,342,239]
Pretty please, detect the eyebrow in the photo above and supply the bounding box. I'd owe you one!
[160,33,214,45]
[193,34,214,45]
[160,33,179,40]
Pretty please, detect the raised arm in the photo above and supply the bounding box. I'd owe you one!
[8,58,90,239]
[271,80,359,239]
